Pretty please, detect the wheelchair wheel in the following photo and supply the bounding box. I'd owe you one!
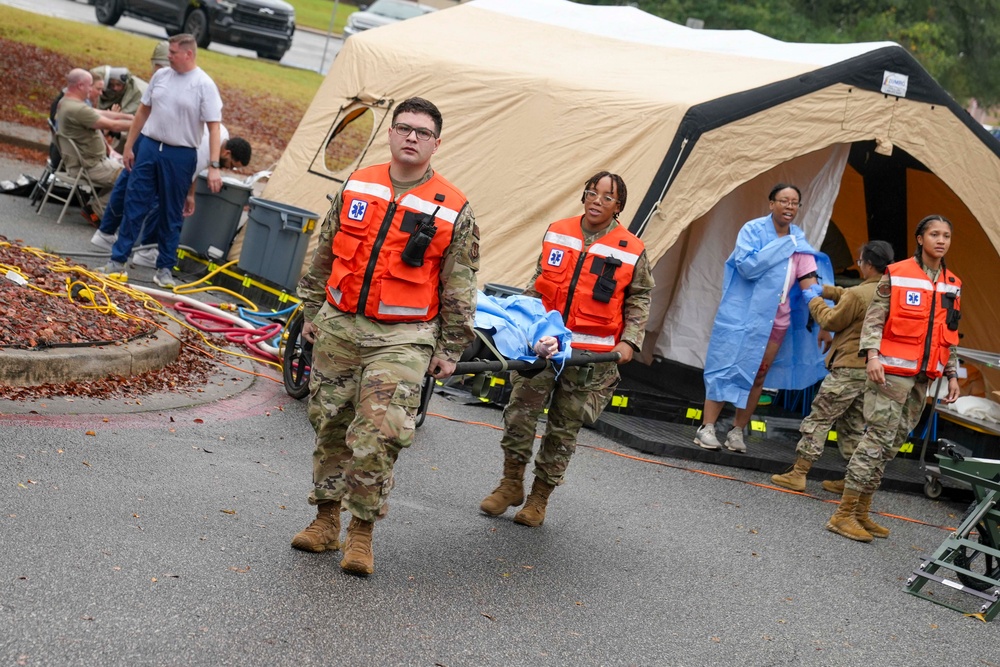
[282,311,313,400]
[953,501,1000,591]
[415,375,435,427]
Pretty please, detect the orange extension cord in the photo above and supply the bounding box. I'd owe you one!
[424,411,960,533]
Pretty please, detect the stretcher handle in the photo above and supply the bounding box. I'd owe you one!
[453,351,621,375]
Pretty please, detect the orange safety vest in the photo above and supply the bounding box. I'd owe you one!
[879,257,961,379]
[325,164,467,323]
[533,217,645,352]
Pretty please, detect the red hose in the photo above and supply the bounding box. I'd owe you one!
[174,303,281,362]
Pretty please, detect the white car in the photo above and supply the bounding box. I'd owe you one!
[343,0,436,37]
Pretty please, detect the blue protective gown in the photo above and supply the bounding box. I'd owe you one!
[703,214,832,409]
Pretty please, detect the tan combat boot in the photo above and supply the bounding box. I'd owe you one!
[513,477,556,527]
[822,478,846,494]
[855,492,890,538]
[770,457,813,492]
[825,488,873,542]
[480,455,526,516]
[340,516,376,576]
[291,501,342,552]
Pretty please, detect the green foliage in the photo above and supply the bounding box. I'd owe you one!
[580,0,1000,105]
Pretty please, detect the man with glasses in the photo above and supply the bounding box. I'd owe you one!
[479,171,653,527]
[292,97,480,576]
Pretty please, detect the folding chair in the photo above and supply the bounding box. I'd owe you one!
[29,119,61,209]
[35,134,99,225]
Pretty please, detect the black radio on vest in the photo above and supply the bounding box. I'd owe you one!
[401,206,440,267]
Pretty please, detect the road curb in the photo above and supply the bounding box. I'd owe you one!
[0,121,49,154]
[0,318,181,387]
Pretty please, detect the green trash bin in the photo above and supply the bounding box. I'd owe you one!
[179,174,253,260]
[237,197,318,291]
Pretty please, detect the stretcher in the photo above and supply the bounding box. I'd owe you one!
[279,307,620,423]
[916,347,1000,499]
[904,440,1000,621]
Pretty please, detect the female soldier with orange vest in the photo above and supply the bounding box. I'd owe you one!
[826,215,962,542]
[479,171,654,526]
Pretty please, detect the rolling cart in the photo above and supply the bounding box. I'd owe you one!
[916,347,1000,499]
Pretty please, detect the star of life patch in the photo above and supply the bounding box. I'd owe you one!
[905,290,921,306]
[348,199,368,221]
[547,249,564,267]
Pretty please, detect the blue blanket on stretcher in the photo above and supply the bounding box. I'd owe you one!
[474,291,573,365]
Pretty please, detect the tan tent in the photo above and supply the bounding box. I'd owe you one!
[260,0,1000,380]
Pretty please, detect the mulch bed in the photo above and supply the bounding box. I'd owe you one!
[1,239,154,349]
[0,38,302,170]
[1,237,223,400]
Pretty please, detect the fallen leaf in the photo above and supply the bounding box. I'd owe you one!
[102,418,109,423]
[151,577,157,583]
[220,509,236,515]
[481,612,496,621]
[81,615,94,621]
[82,461,91,467]
[229,566,250,573]
[85,430,96,436]
[193,418,204,424]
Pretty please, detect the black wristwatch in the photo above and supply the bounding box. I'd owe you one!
[210,160,221,169]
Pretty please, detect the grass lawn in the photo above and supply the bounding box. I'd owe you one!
[288,0,359,33]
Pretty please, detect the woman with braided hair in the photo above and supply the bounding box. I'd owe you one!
[826,215,962,542]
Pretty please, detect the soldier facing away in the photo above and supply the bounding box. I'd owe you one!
[292,97,480,575]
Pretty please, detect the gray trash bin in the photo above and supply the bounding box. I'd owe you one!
[179,174,253,260]
[237,197,318,291]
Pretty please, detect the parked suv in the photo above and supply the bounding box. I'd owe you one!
[94,0,296,61]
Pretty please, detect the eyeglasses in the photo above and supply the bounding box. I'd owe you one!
[583,190,618,205]
[392,123,437,142]
[773,199,802,209]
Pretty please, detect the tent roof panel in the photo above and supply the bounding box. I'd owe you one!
[468,0,896,65]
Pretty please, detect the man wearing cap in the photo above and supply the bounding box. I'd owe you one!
[98,33,223,288]
[150,41,170,73]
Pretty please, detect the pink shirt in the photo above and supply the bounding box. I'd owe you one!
[773,252,817,330]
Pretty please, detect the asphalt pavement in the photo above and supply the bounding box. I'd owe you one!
[1,149,996,666]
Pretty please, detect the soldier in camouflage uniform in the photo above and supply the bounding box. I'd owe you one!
[479,172,653,527]
[291,98,480,575]
[771,240,894,493]
[826,216,961,542]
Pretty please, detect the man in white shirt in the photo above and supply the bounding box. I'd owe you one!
[99,33,224,288]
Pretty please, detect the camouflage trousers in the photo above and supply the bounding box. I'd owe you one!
[845,373,927,494]
[795,367,867,462]
[306,330,431,523]
[499,361,619,486]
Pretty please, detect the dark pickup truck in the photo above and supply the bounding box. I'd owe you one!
[95,0,296,61]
